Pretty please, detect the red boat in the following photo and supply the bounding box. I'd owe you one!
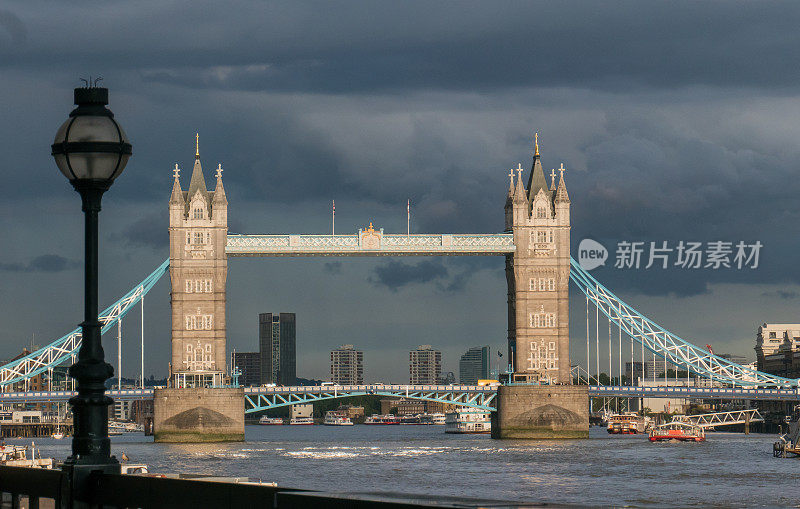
[649,421,705,442]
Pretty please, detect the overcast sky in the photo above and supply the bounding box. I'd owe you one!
[1,1,799,382]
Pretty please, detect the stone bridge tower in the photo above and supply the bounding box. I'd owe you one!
[168,135,228,387]
[504,135,571,384]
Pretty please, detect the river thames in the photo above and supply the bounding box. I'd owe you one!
[15,426,799,507]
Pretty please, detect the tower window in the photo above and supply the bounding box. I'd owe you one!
[192,207,203,219]
[537,206,547,219]
[530,313,557,328]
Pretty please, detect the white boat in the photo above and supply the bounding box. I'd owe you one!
[445,409,491,434]
[364,414,400,425]
[0,443,54,469]
[429,413,446,425]
[51,432,64,439]
[289,416,315,425]
[323,411,354,426]
[607,413,652,434]
[258,416,284,425]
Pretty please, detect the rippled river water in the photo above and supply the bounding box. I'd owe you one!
[12,426,800,507]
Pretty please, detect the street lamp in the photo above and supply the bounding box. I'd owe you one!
[51,84,131,500]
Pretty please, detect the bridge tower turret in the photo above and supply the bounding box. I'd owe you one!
[168,135,228,388]
[506,135,571,384]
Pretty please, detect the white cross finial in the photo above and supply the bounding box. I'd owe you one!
[173,163,180,180]
[559,162,566,180]
[508,168,514,187]
[516,163,523,180]
[550,168,556,188]
[216,163,223,179]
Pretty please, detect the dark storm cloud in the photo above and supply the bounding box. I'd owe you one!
[323,262,342,275]
[0,9,26,45]
[112,213,168,249]
[4,2,800,93]
[370,259,448,291]
[565,110,800,296]
[761,290,799,300]
[0,254,78,273]
[370,257,500,292]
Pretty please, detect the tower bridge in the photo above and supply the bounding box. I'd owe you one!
[2,134,797,439]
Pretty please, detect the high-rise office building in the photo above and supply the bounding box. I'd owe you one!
[259,313,296,386]
[409,345,441,384]
[459,346,490,384]
[330,345,363,384]
[230,351,260,387]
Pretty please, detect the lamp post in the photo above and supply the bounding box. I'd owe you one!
[51,84,131,502]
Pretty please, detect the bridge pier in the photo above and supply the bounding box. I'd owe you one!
[153,387,244,442]
[491,385,589,439]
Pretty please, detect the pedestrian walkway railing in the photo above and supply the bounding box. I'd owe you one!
[0,465,522,508]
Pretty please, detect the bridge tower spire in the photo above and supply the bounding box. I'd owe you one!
[168,136,228,388]
[505,135,571,384]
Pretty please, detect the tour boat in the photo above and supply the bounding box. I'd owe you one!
[289,416,315,425]
[444,410,491,434]
[364,414,400,425]
[323,411,354,426]
[400,414,422,425]
[430,413,446,425]
[607,413,651,434]
[51,431,64,439]
[258,416,284,425]
[648,421,705,442]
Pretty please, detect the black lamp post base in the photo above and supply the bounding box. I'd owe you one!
[61,460,120,508]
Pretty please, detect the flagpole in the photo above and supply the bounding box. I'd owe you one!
[407,198,410,236]
[332,199,335,235]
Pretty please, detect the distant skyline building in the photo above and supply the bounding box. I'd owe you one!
[756,323,800,377]
[259,312,296,386]
[331,345,363,384]
[409,345,441,384]
[230,351,260,387]
[459,346,490,384]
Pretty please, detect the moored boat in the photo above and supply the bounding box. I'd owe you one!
[0,443,54,468]
[364,414,400,425]
[289,416,315,425]
[607,413,651,434]
[258,416,284,425]
[649,421,705,442]
[445,409,491,434]
[323,411,354,426]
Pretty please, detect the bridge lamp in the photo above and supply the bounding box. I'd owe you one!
[51,84,131,489]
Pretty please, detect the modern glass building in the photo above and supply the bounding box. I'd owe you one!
[459,346,490,384]
[259,312,297,386]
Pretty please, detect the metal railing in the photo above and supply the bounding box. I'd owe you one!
[0,465,525,508]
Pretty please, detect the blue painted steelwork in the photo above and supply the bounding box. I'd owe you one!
[569,257,799,388]
[242,384,497,412]
[2,384,797,405]
[0,260,169,387]
[590,385,800,401]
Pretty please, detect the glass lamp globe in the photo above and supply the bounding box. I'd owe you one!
[51,87,132,182]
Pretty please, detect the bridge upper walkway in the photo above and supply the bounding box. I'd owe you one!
[226,233,515,257]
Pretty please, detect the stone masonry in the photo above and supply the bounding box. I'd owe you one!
[153,387,244,442]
